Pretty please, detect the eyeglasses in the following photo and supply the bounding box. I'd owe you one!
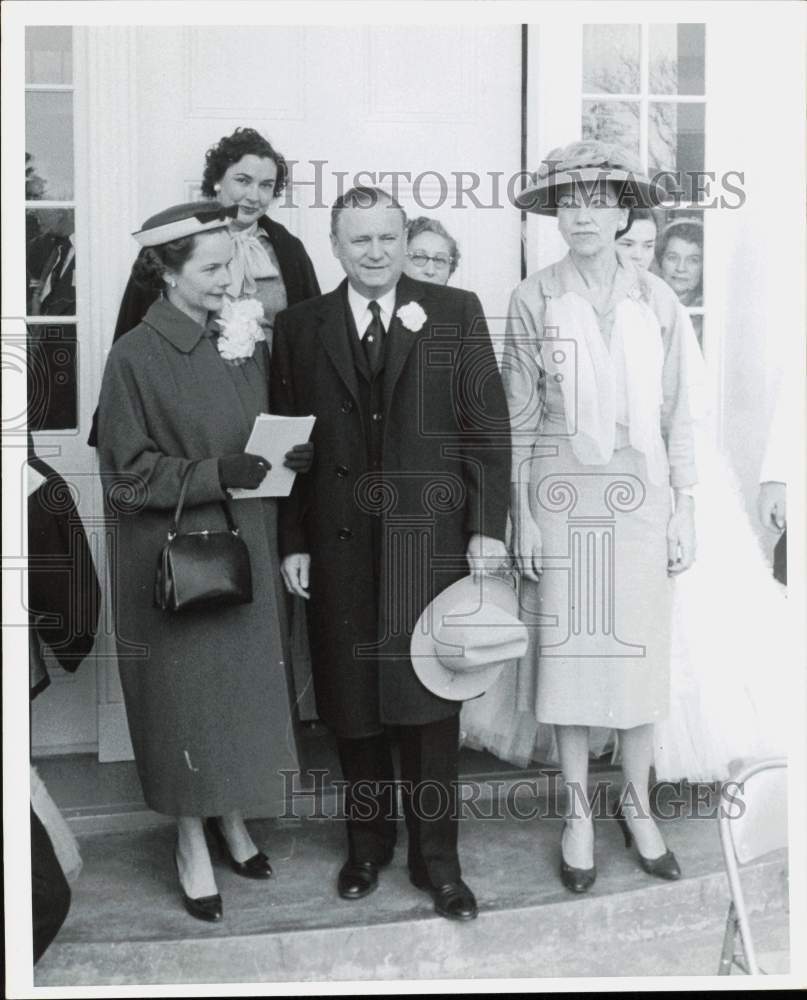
[407,250,453,270]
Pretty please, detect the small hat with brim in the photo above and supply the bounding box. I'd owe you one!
[515,140,667,216]
[410,574,528,701]
[132,201,238,247]
[659,215,704,240]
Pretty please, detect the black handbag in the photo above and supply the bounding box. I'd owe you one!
[154,461,253,612]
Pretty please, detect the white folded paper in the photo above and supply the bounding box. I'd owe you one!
[228,413,316,499]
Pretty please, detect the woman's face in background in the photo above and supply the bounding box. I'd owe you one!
[660,236,703,299]
[616,218,657,271]
[216,155,278,228]
[404,230,453,285]
[164,229,233,319]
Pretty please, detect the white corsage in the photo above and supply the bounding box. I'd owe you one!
[396,301,427,332]
[215,297,265,364]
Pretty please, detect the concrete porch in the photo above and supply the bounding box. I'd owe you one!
[33,762,790,988]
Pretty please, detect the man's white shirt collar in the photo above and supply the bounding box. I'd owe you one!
[347,284,397,338]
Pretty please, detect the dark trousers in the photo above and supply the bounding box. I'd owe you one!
[31,807,71,964]
[336,714,461,887]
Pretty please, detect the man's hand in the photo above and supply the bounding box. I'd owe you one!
[758,481,786,532]
[466,533,509,579]
[513,514,543,582]
[281,553,311,598]
[667,497,696,576]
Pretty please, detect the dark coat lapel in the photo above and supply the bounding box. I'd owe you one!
[315,280,361,405]
[383,273,428,417]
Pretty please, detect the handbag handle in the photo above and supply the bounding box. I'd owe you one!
[168,461,239,539]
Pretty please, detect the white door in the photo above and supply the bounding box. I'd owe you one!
[91,25,521,759]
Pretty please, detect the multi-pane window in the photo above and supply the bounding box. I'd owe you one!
[581,24,706,345]
[25,26,78,430]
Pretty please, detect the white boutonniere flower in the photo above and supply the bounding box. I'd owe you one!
[215,297,265,364]
[396,301,427,332]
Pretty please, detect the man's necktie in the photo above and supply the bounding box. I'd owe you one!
[362,300,385,374]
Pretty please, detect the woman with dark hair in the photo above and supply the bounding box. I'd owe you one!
[404,216,460,285]
[96,202,312,922]
[657,218,703,307]
[615,207,665,272]
[89,127,319,446]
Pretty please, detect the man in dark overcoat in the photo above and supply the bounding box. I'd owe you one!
[271,186,510,920]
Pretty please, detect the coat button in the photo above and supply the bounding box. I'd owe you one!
[280,377,289,387]
[341,399,354,413]
[338,528,353,541]
[335,464,349,478]
[371,411,383,423]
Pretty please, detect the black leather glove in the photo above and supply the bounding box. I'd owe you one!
[283,441,314,474]
[218,453,270,490]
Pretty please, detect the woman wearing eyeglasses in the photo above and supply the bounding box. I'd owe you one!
[403,217,460,286]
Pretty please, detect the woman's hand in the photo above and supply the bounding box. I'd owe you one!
[514,513,543,582]
[667,495,696,575]
[283,441,314,474]
[218,452,270,490]
[758,481,786,532]
[281,553,310,598]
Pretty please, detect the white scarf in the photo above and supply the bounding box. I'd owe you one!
[542,290,668,485]
[226,222,279,298]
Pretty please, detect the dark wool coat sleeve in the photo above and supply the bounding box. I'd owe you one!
[270,308,310,558]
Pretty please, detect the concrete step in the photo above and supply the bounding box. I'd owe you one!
[34,806,789,986]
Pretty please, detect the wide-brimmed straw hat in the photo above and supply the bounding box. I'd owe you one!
[132,201,238,247]
[514,140,667,216]
[410,574,528,702]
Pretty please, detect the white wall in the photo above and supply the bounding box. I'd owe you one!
[708,11,805,556]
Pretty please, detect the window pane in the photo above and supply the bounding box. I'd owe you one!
[582,101,640,158]
[656,209,704,308]
[25,26,73,85]
[28,324,78,431]
[649,24,706,96]
[26,91,74,200]
[648,102,705,200]
[583,24,641,94]
[27,209,76,316]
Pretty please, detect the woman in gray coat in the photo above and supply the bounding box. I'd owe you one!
[97,202,312,921]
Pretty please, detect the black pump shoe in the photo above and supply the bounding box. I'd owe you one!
[174,847,222,922]
[615,805,682,881]
[559,820,596,894]
[205,817,273,879]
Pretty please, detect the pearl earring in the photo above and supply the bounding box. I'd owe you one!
[214,184,221,193]
[168,279,177,288]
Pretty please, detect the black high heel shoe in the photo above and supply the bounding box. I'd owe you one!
[614,804,681,881]
[205,817,273,880]
[559,820,596,894]
[174,844,223,922]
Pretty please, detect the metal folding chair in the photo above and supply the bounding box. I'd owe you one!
[717,757,788,975]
